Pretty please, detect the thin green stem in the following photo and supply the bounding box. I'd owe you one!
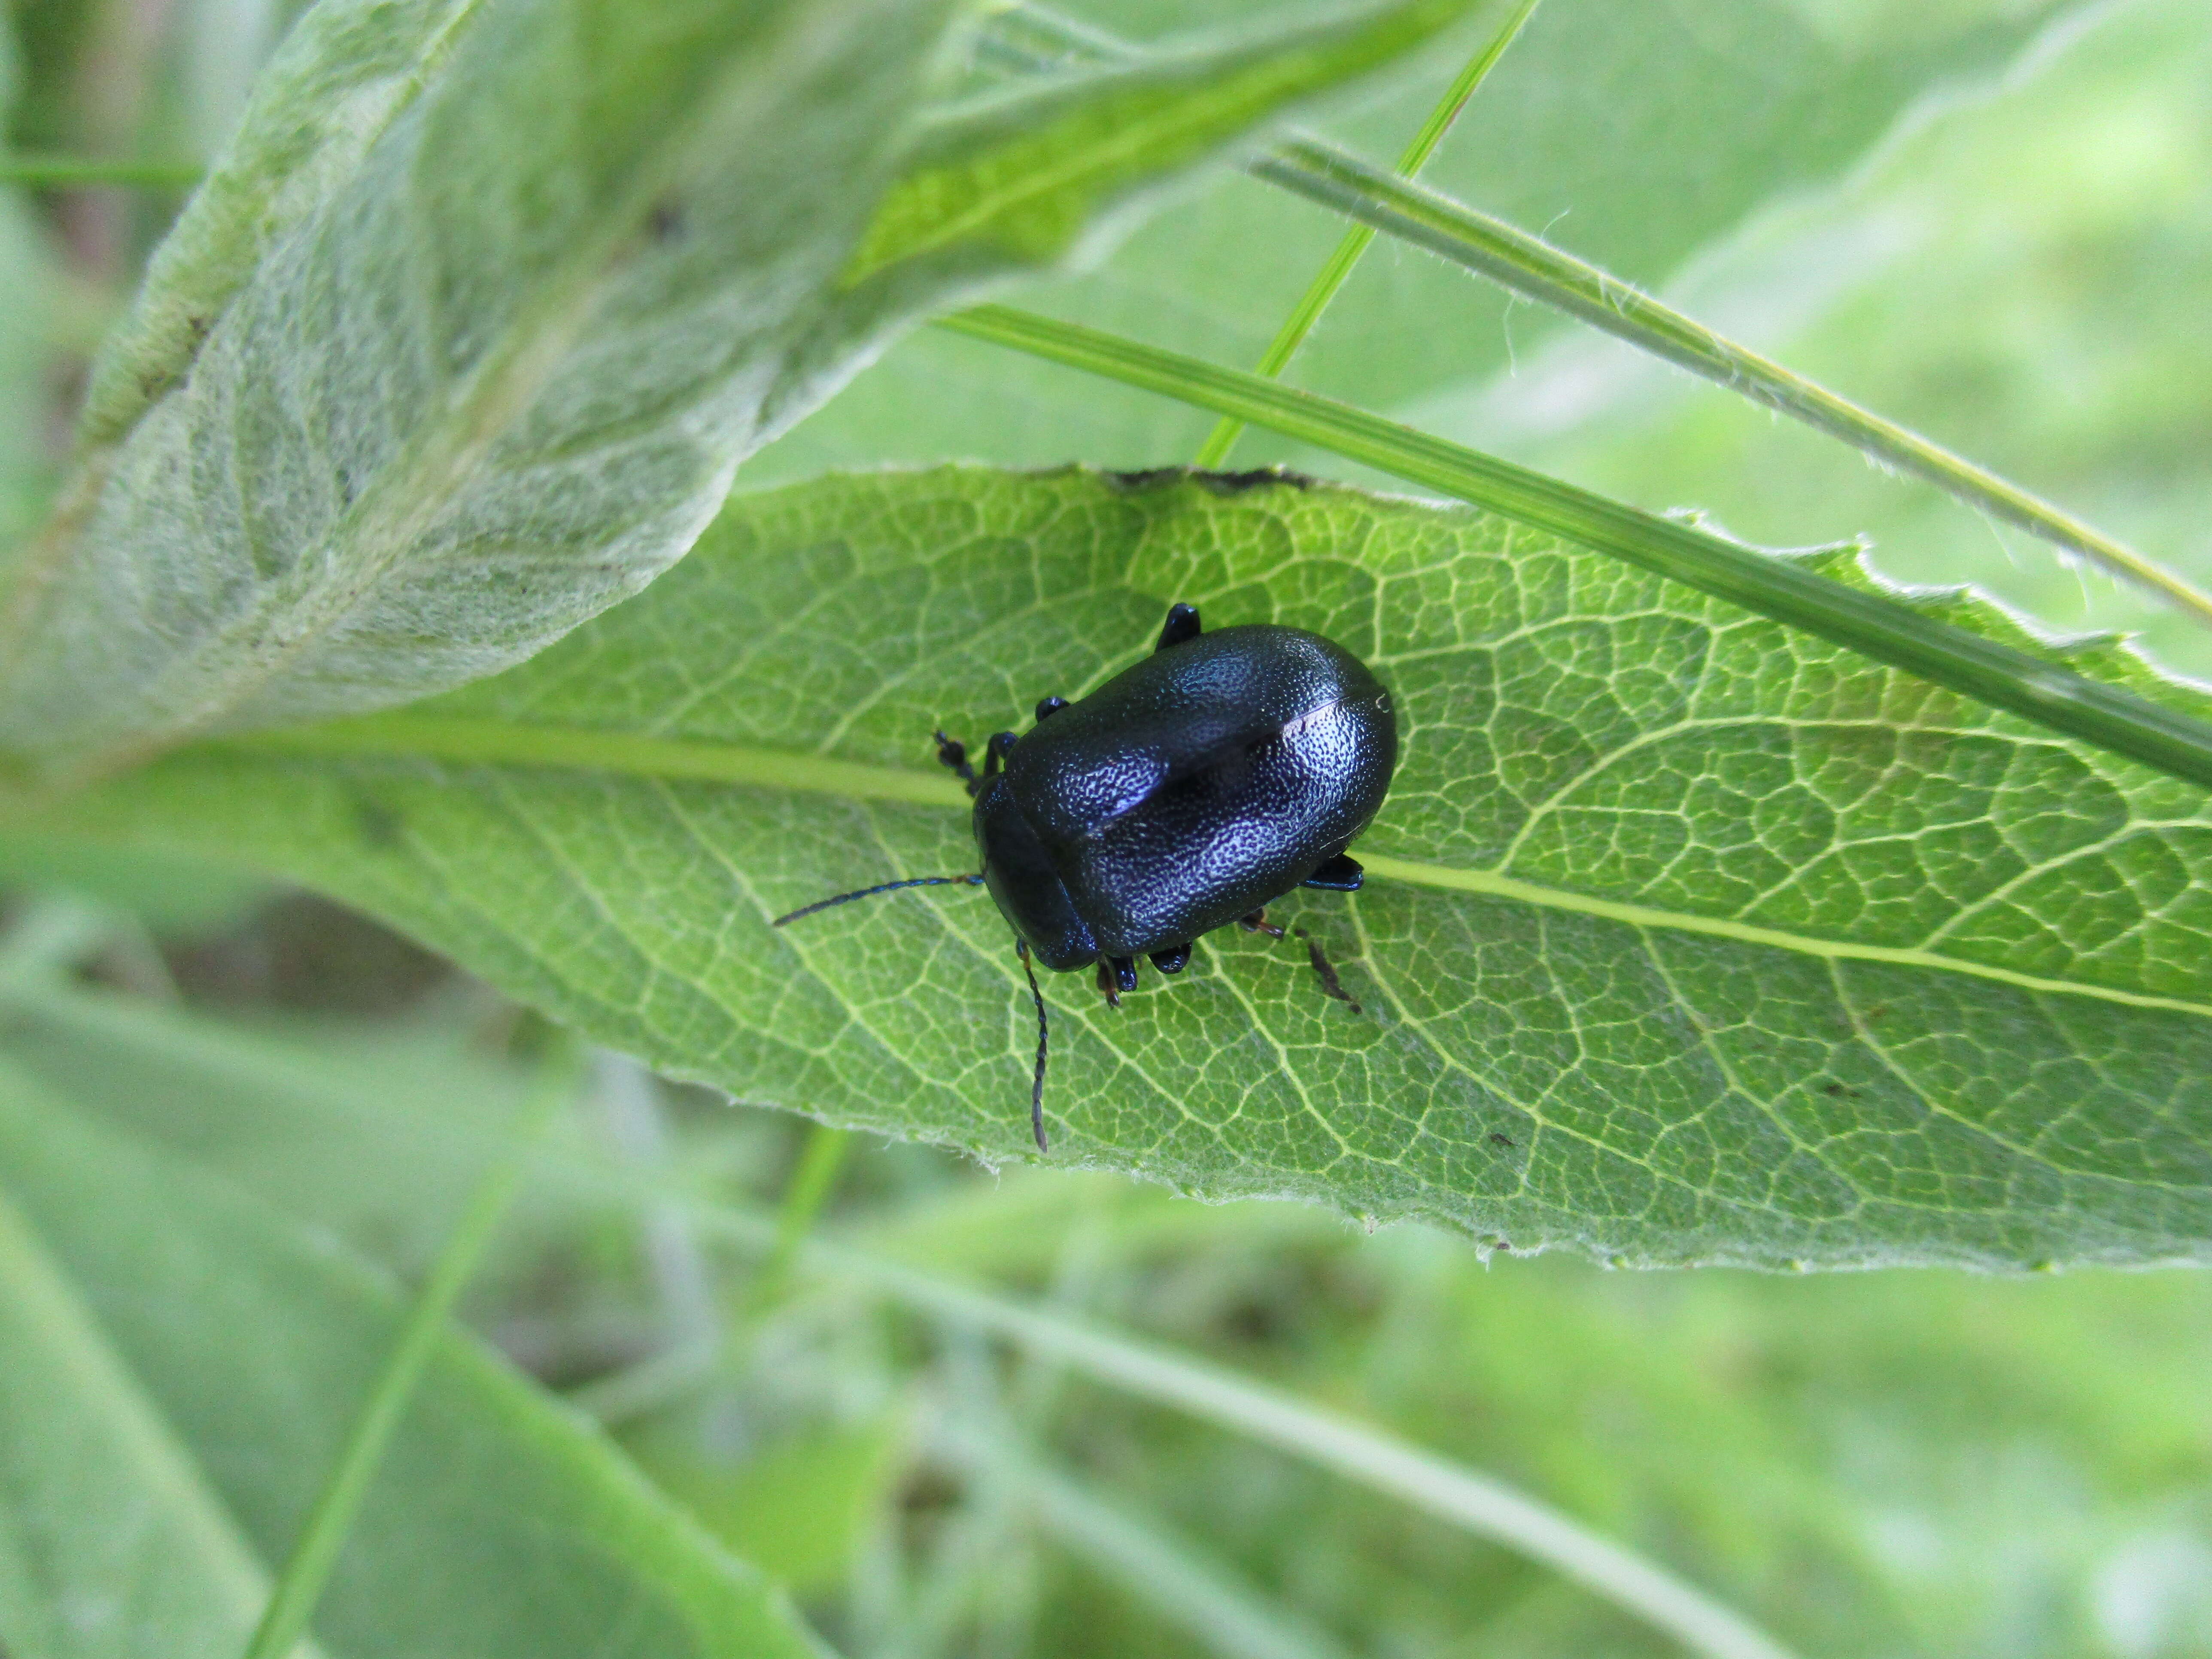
[562,1120,852,1424]
[0,153,204,188]
[673,1206,1802,1659]
[1248,140,2212,632]
[750,1121,853,1312]
[239,1046,576,1659]
[1193,0,1540,468]
[936,1422,1355,1659]
[937,302,2212,797]
[995,4,2212,631]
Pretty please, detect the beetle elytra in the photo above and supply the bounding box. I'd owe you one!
[775,603,1398,1149]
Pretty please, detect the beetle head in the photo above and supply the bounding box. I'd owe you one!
[974,776,1097,971]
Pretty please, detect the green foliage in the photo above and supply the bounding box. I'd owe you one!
[52,466,2212,1267]
[5,969,2209,1659]
[1524,0,2212,677]
[844,0,1486,285]
[744,0,2090,481]
[0,0,1475,784]
[0,1052,825,1659]
[4,0,2212,1654]
[937,303,2212,791]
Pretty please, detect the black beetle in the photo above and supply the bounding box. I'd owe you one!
[775,603,1397,1150]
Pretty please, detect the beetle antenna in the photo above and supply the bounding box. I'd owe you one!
[1015,939,1049,1152]
[772,874,983,927]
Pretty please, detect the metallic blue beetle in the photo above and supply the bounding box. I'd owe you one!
[776,603,1398,1149]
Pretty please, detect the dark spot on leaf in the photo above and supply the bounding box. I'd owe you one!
[353,795,404,849]
[1489,1132,1515,1147]
[1863,1003,1890,1021]
[896,1463,963,1521]
[1821,1082,1845,1097]
[1217,1294,1286,1344]
[1102,465,1315,495]
[647,198,687,243]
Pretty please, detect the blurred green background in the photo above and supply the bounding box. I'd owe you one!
[5,0,2210,1655]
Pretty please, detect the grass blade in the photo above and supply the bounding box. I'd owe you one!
[239,1047,576,1659]
[937,302,2212,796]
[1249,137,2212,631]
[936,1421,1355,1659]
[997,3,2212,632]
[741,1221,1801,1659]
[1191,0,1540,467]
[754,1122,854,1311]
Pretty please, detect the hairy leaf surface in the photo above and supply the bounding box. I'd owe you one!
[0,1054,826,1659]
[49,468,2212,1267]
[0,0,1475,783]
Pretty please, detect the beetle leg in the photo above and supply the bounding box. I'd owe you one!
[1300,853,1364,891]
[1238,909,1287,939]
[982,730,1019,780]
[1148,944,1191,975]
[1034,695,1070,723]
[1093,956,1138,1006]
[1155,602,1202,653]
[933,730,979,796]
[1292,927,1363,1014]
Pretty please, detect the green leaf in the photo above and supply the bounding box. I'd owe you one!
[0,832,267,930]
[0,1182,301,1659]
[1228,137,2212,631]
[965,5,2212,635]
[841,0,1481,286]
[69,0,485,453]
[0,985,560,1271]
[0,179,61,548]
[0,0,1475,786]
[939,302,2212,796]
[0,1051,829,1658]
[41,466,2212,1267]
[1510,1,2212,679]
[745,0,2089,484]
[623,1415,906,1598]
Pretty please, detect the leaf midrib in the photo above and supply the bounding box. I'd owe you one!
[209,712,2212,1020]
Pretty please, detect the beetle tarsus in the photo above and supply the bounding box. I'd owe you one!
[983,730,1018,780]
[1149,944,1191,975]
[1094,955,1139,1006]
[1155,602,1202,653]
[1016,939,1049,1152]
[1238,909,1286,939]
[1035,695,1070,723]
[933,730,979,795]
[1292,927,1362,1013]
